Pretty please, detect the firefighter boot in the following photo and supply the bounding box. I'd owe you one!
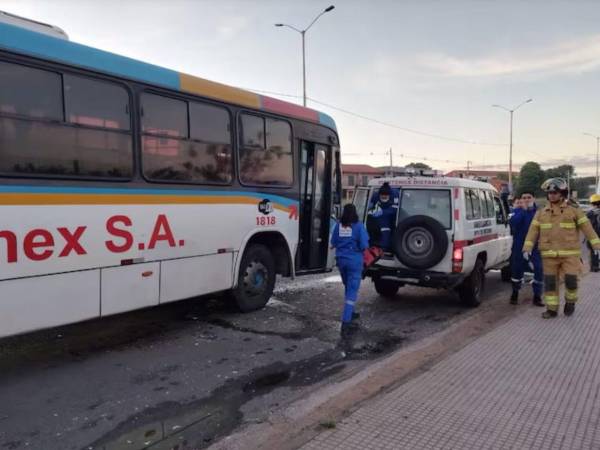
[564,303,575,316]
[542,309,558,319]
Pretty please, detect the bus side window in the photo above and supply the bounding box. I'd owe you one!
[0,60,62,120]
[238,114,293,186]
[0,62,133,179]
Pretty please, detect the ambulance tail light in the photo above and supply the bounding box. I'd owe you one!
[452,241,465,273]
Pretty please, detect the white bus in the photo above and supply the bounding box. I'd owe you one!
[0,18,342,337]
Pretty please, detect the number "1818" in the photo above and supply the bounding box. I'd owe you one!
[256,216,276,226]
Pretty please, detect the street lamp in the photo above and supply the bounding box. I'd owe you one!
[275,5,335,107]
[492,98,533,193]
[583,132,600,191]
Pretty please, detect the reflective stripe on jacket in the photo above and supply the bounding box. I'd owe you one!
[523,201,600,257]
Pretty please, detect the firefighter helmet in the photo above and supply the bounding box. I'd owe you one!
[591,193,600,204]
[541,178,568,193]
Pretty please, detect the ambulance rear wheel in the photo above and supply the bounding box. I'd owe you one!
[458,259,485,307]
[374,279,401,298]
[231,244,276,312]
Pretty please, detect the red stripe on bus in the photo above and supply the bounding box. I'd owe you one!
[454,209,460,220]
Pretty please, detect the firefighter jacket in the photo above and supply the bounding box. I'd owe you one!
[523,201,600,258]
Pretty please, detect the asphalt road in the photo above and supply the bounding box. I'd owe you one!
[0,269,517,450]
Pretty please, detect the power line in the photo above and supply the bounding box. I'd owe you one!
[242,87,506,147]
[243,86,584,167]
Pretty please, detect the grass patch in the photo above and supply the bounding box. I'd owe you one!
[319,419,337,429]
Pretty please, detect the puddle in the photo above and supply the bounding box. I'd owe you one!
[86,326,405,450]
[242,370,291,394]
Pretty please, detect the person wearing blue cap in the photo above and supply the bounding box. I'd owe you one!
[331,203,370,337]
[368,182,398,250]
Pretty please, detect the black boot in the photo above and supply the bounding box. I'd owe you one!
[533,296,545,307]
[564,302,575,316]
[510,291,519,305]
[351,312,360,321]
[340,322,358,339]
[542,309,558,319]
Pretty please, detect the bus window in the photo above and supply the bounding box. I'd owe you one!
[141,93,187,138]
[239,114,293,186]
[0,62,132,179]
[142,95,233,184]
[64,74,130,130]
[0,61,62,120]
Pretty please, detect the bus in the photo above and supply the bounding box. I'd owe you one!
[0,17,342,338]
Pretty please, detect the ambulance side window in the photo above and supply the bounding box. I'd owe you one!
[465,189,481,220]
[493,195,507,224]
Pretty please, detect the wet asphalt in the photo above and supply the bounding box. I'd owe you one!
[0,270,515,450]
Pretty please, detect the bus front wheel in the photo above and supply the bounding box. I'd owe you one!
[230,244,276,312]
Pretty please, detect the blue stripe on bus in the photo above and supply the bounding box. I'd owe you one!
[0,22,180,89]
[0,185,298,207]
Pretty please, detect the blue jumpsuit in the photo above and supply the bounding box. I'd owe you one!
[368,191,399,249]
[331,221,370,323]
[510,206,543,297]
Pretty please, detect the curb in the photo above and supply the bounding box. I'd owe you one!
[209,290,525,450]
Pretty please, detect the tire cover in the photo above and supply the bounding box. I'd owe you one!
[392,215,448,269]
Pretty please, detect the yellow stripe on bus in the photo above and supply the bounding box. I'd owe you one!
[0,193,291,212]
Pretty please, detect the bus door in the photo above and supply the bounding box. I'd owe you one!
[297,141,337,273]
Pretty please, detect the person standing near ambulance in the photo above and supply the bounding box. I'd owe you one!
[523,178,600,318]
[368,182,398,250]
[587,194,600,272]
[509,191,544,306]
[331,204,370,336]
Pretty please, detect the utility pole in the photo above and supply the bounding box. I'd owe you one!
[492,98,533,193]
[466,160,472,177]
[583,132,600,191]
[389,147,393,176]
[275,6,335,107]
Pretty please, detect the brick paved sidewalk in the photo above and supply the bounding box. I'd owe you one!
[301,273,600,450]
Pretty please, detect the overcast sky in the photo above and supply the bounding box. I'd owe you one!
[3,0,600,176]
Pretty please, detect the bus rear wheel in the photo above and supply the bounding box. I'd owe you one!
[230,244,276,312]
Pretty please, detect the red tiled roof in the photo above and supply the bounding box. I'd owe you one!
[342,164,384,175]
[445,169,518,177]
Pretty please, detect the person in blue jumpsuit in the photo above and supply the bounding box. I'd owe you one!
[331,203,370,336]
[510,190,544,306]
[368,182,399,250]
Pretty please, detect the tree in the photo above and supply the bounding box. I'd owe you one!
[545,164,575,180]
[571,176,596,199]
[516,161,545,196]
[406,162,432,170]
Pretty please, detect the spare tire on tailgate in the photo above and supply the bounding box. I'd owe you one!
[392,215,448,270]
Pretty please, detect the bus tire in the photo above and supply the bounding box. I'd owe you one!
[374,279,401,298]
[231,244,276,312]
[458,259,485,307]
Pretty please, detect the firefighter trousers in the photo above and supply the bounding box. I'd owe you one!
[542,257,582,312]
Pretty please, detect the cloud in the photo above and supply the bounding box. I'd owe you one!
[418,34,600,78]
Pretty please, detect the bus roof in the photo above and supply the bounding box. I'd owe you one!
[0,21,337,131]
[368,176,499,192]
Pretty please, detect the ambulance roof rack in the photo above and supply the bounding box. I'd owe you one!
[0,10,69,40]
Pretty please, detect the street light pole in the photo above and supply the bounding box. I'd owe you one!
[583,132,600,190]
[492,98,533,193]
[275,5,335,107]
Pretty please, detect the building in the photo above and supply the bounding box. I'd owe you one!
[445,169,518,192]
[341,164,384,203]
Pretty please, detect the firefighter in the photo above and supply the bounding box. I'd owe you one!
[587,194,600,272]
[509,191,544,306]
[523,178,600,318]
